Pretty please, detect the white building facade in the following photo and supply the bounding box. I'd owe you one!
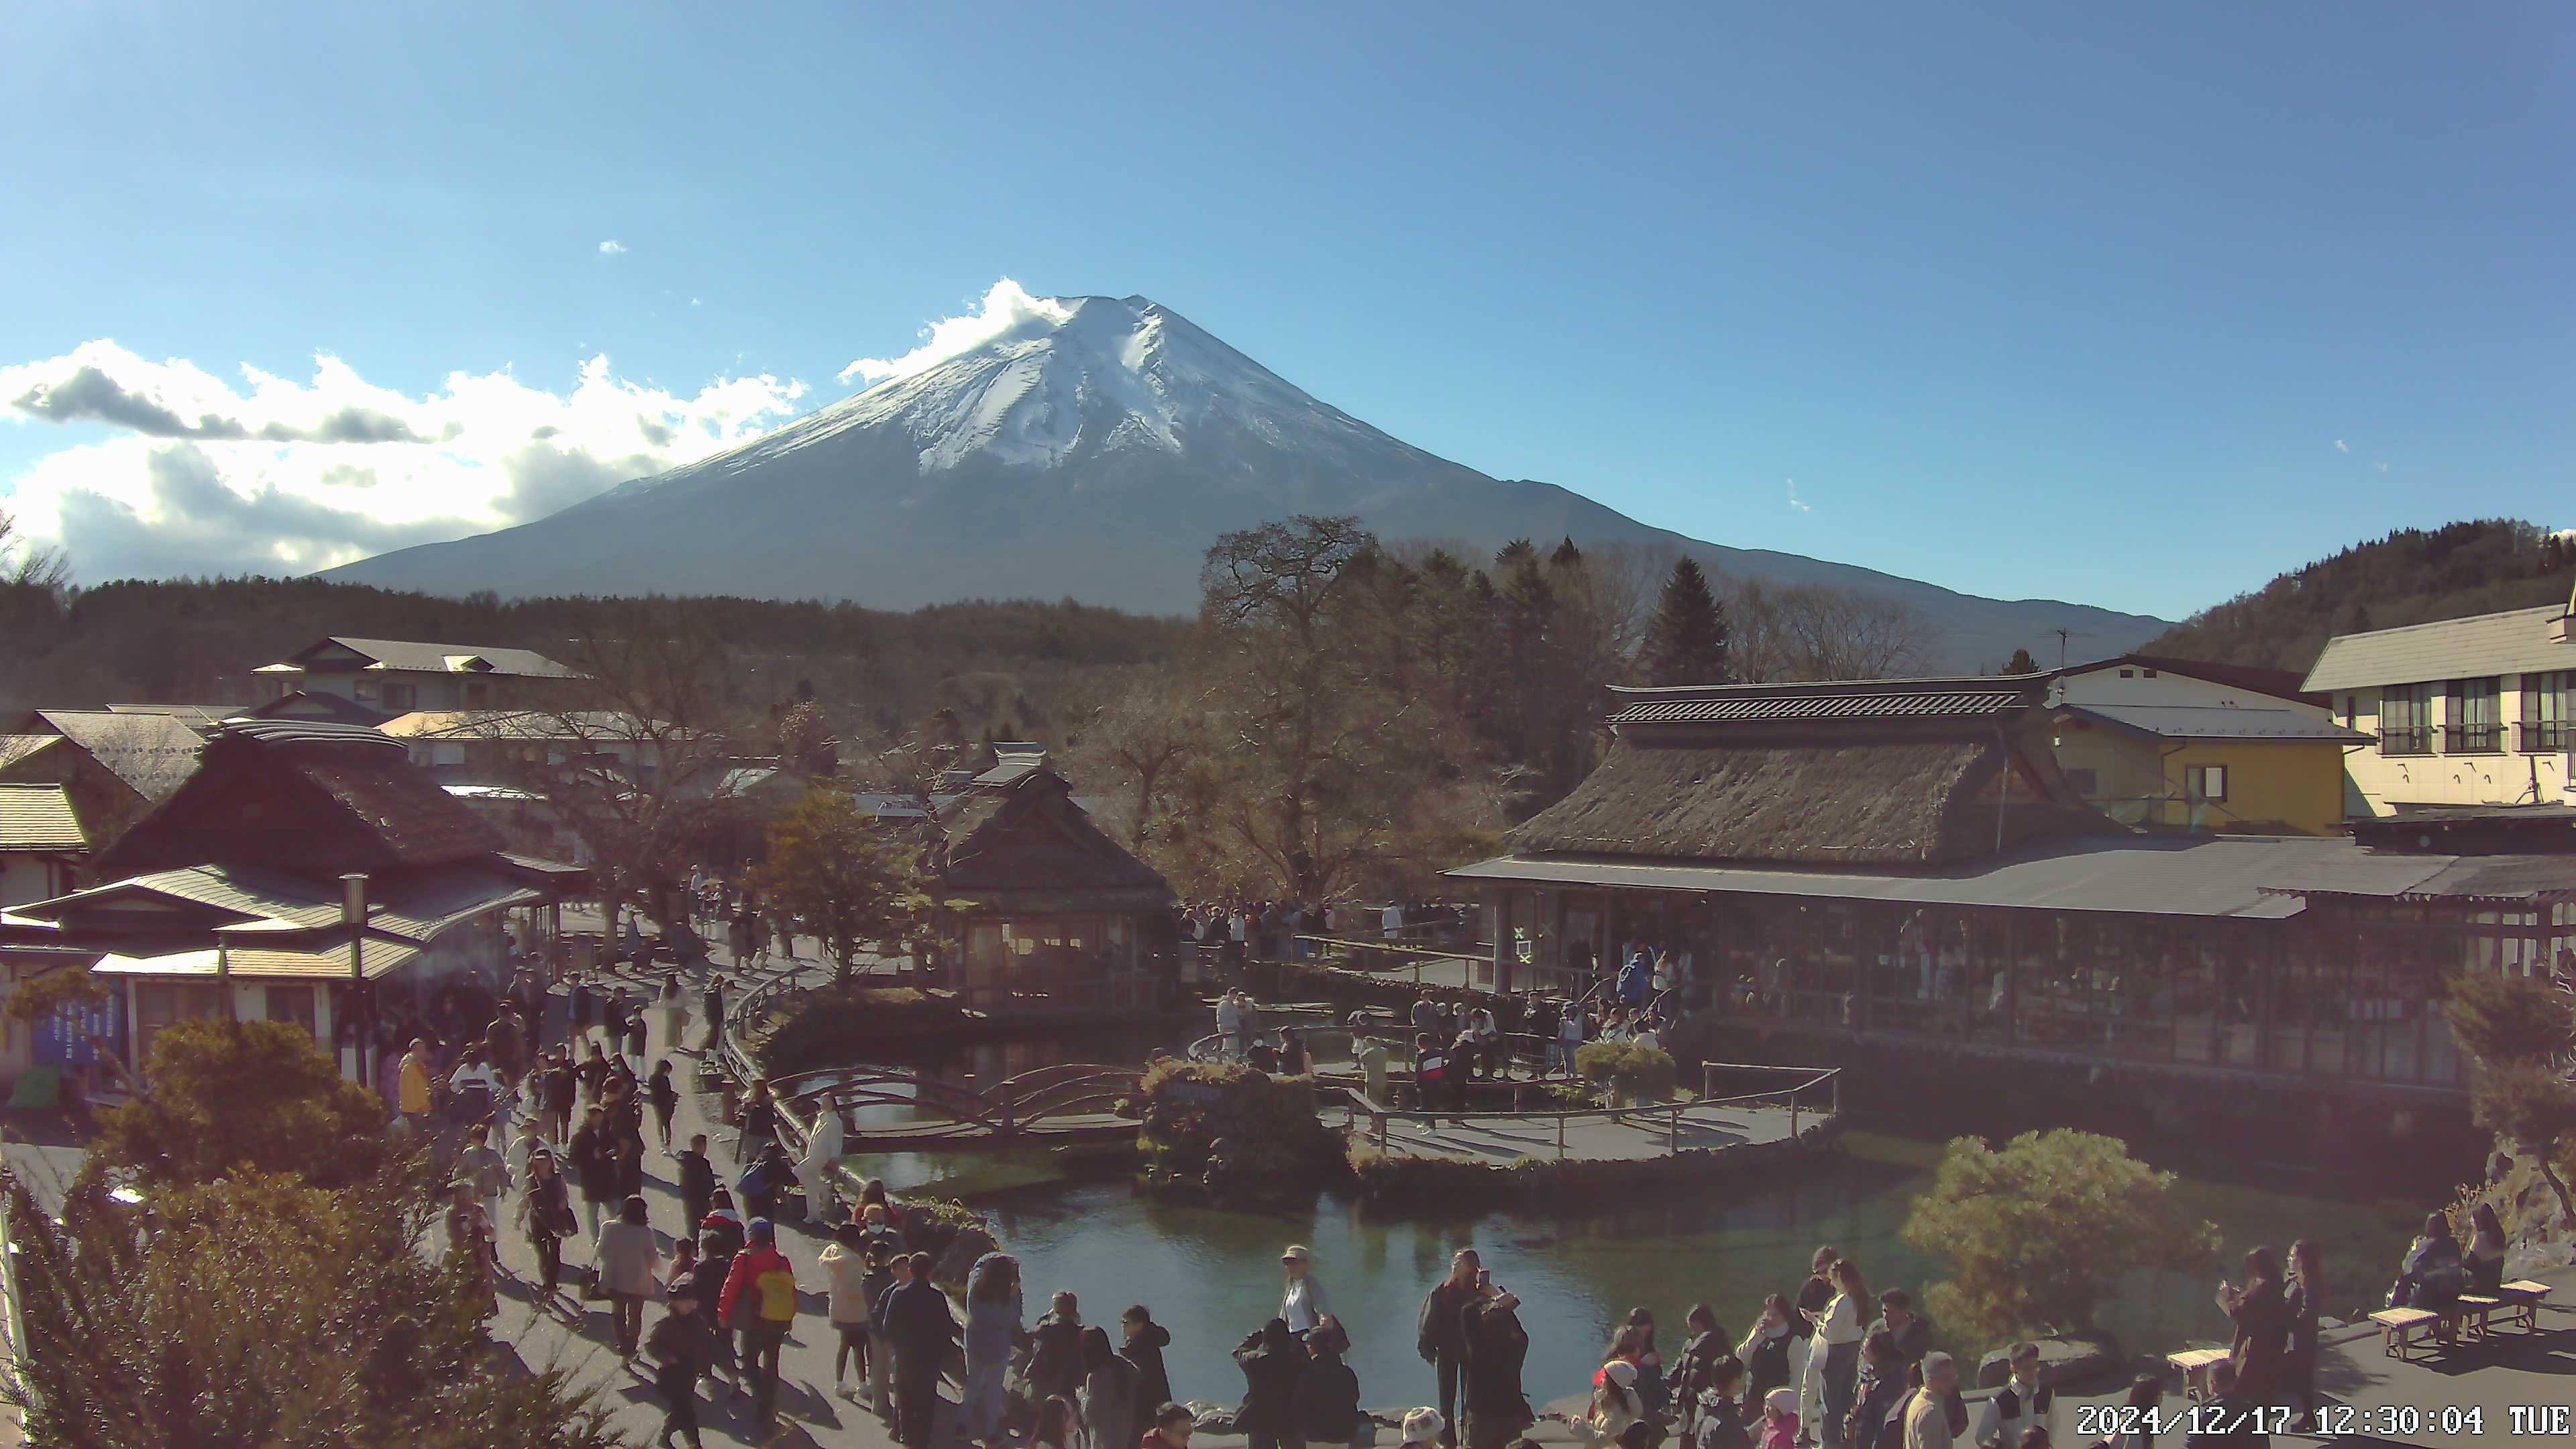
[2303,602,2576,817]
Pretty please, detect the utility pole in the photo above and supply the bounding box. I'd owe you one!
[2053,628,2073,668]
[343,873,370,1087]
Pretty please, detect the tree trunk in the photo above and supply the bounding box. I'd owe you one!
[2535,1139,2576,1226]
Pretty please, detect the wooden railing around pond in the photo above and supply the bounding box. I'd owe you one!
[1337,1063,1842,1160]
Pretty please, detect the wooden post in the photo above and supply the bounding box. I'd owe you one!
[1556,1111,1566,1161]
[1831,1069,1843,1117]
[1000,1081,1016,1135]
[1790,1092,1801,1139]
[1668,1099,1680,1155]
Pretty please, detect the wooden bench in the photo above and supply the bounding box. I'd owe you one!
[2165,1347,2231,1397]
[2491,1279,2554,1334]
[2369,1305,2451,1360]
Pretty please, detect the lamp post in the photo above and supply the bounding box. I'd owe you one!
[343,873,370,1086]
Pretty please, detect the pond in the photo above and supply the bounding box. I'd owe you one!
[841,1128,2426,1412]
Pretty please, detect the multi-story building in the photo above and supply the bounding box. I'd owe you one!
[2303,601,2576,816]
[250,637,582,722]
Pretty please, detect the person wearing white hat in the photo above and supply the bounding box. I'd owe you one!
[1400,1408,1446,1449]
[1281,1244,1331,1336]
[1559,1358,1645,1447]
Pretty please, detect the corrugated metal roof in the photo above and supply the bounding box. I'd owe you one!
[971,757,1045,787]
[314,637,580,678]
[2059,704,2373,743]
[1444,835,2442,918]
[91,941,421,980]
[2303,604,2576,692]
[366,866,541,941]
[19,863,347,928]
[0,784,87,853]
[1610,690,2025,725]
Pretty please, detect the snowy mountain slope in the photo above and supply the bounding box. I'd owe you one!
[326,294,2167,667]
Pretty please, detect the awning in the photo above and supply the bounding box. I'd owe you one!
[91,941,423,981]
[1440,835,2442,919]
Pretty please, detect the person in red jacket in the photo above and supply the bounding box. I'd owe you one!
[718,1218,800,1437]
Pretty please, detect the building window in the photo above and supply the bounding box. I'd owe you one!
[2379,684,2433,755]
[2523,671,2573,753]
[2117,669,2135,678]
[2184,764,2229,802]
[2143,668,2159,678]
[381,682,418,711]
[2063,767,2099,796]
[2446,677,2502,753]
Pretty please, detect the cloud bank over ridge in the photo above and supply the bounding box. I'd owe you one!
[1,340,807,583]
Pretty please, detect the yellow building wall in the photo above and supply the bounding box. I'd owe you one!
[2158,740,2347,835]
[2048,727,2347,835]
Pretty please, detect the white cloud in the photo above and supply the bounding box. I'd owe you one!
[838,277,1070,386]
[1786,478,1812,513]
[598,239,627,256]
[1,340,805,582]
[2375,462,2389,472]
[2333,439,2349,452]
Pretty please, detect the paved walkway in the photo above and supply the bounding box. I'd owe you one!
[484,959,934,1449]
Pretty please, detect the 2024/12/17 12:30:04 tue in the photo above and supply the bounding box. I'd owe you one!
[2078,1405,2490,1438]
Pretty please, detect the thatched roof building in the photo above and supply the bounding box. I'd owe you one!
[1508,675,2108,867]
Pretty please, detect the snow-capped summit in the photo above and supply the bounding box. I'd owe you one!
[327,293,2168,667]
[612,292,1452,502]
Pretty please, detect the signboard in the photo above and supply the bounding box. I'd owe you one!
[34,991,123,1069]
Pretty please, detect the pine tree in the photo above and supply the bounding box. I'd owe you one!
[1640,558,1731,686]
[2003,647,2040,675]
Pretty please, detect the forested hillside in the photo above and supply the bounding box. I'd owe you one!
[0,574,1191,743]
[2147,521,2575,674]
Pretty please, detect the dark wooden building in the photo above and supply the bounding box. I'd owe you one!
[927,756,1176,1014]
[0,720,581,1081]
[1451,677,2576,1141]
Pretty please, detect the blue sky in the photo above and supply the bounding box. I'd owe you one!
[2,2,2567,620]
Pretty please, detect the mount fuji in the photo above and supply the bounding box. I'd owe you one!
[326,294,2167,666]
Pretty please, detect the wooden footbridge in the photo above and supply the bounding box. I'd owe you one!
[769,1063,1144,1154]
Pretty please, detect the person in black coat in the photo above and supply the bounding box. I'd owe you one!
[677,1132,717,1232]
[1123,1305,1175,1419]
[647,1061,680,1151]
[566,1106,621,1240]
[1234,1317,1309,1449]
[1459,1285,1534,1449]
[1293,1317,1364,1449]
[877,1252,960,1449]
[1417,1250,1481,1448]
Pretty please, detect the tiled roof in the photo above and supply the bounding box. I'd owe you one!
[30,710,206,801]
[0,784,87,853]
[1609,689,2026,726]
[2057,704,2373,743]
[2303,604,2576,692]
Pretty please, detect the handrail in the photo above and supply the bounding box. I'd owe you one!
[1334,1065,1841,1159]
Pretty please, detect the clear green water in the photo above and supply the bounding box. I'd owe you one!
[843,1130,2426,1411]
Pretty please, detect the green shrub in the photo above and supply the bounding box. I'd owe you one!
[1575,1040,1677,1103]
[754,982,969,1076]
[1900,1129,2219,1343]
[1138,1059,1342,1189]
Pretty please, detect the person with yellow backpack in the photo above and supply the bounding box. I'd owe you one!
[718,1218,800,1438]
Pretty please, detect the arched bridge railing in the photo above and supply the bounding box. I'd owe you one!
[769,1062,1143,1142]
